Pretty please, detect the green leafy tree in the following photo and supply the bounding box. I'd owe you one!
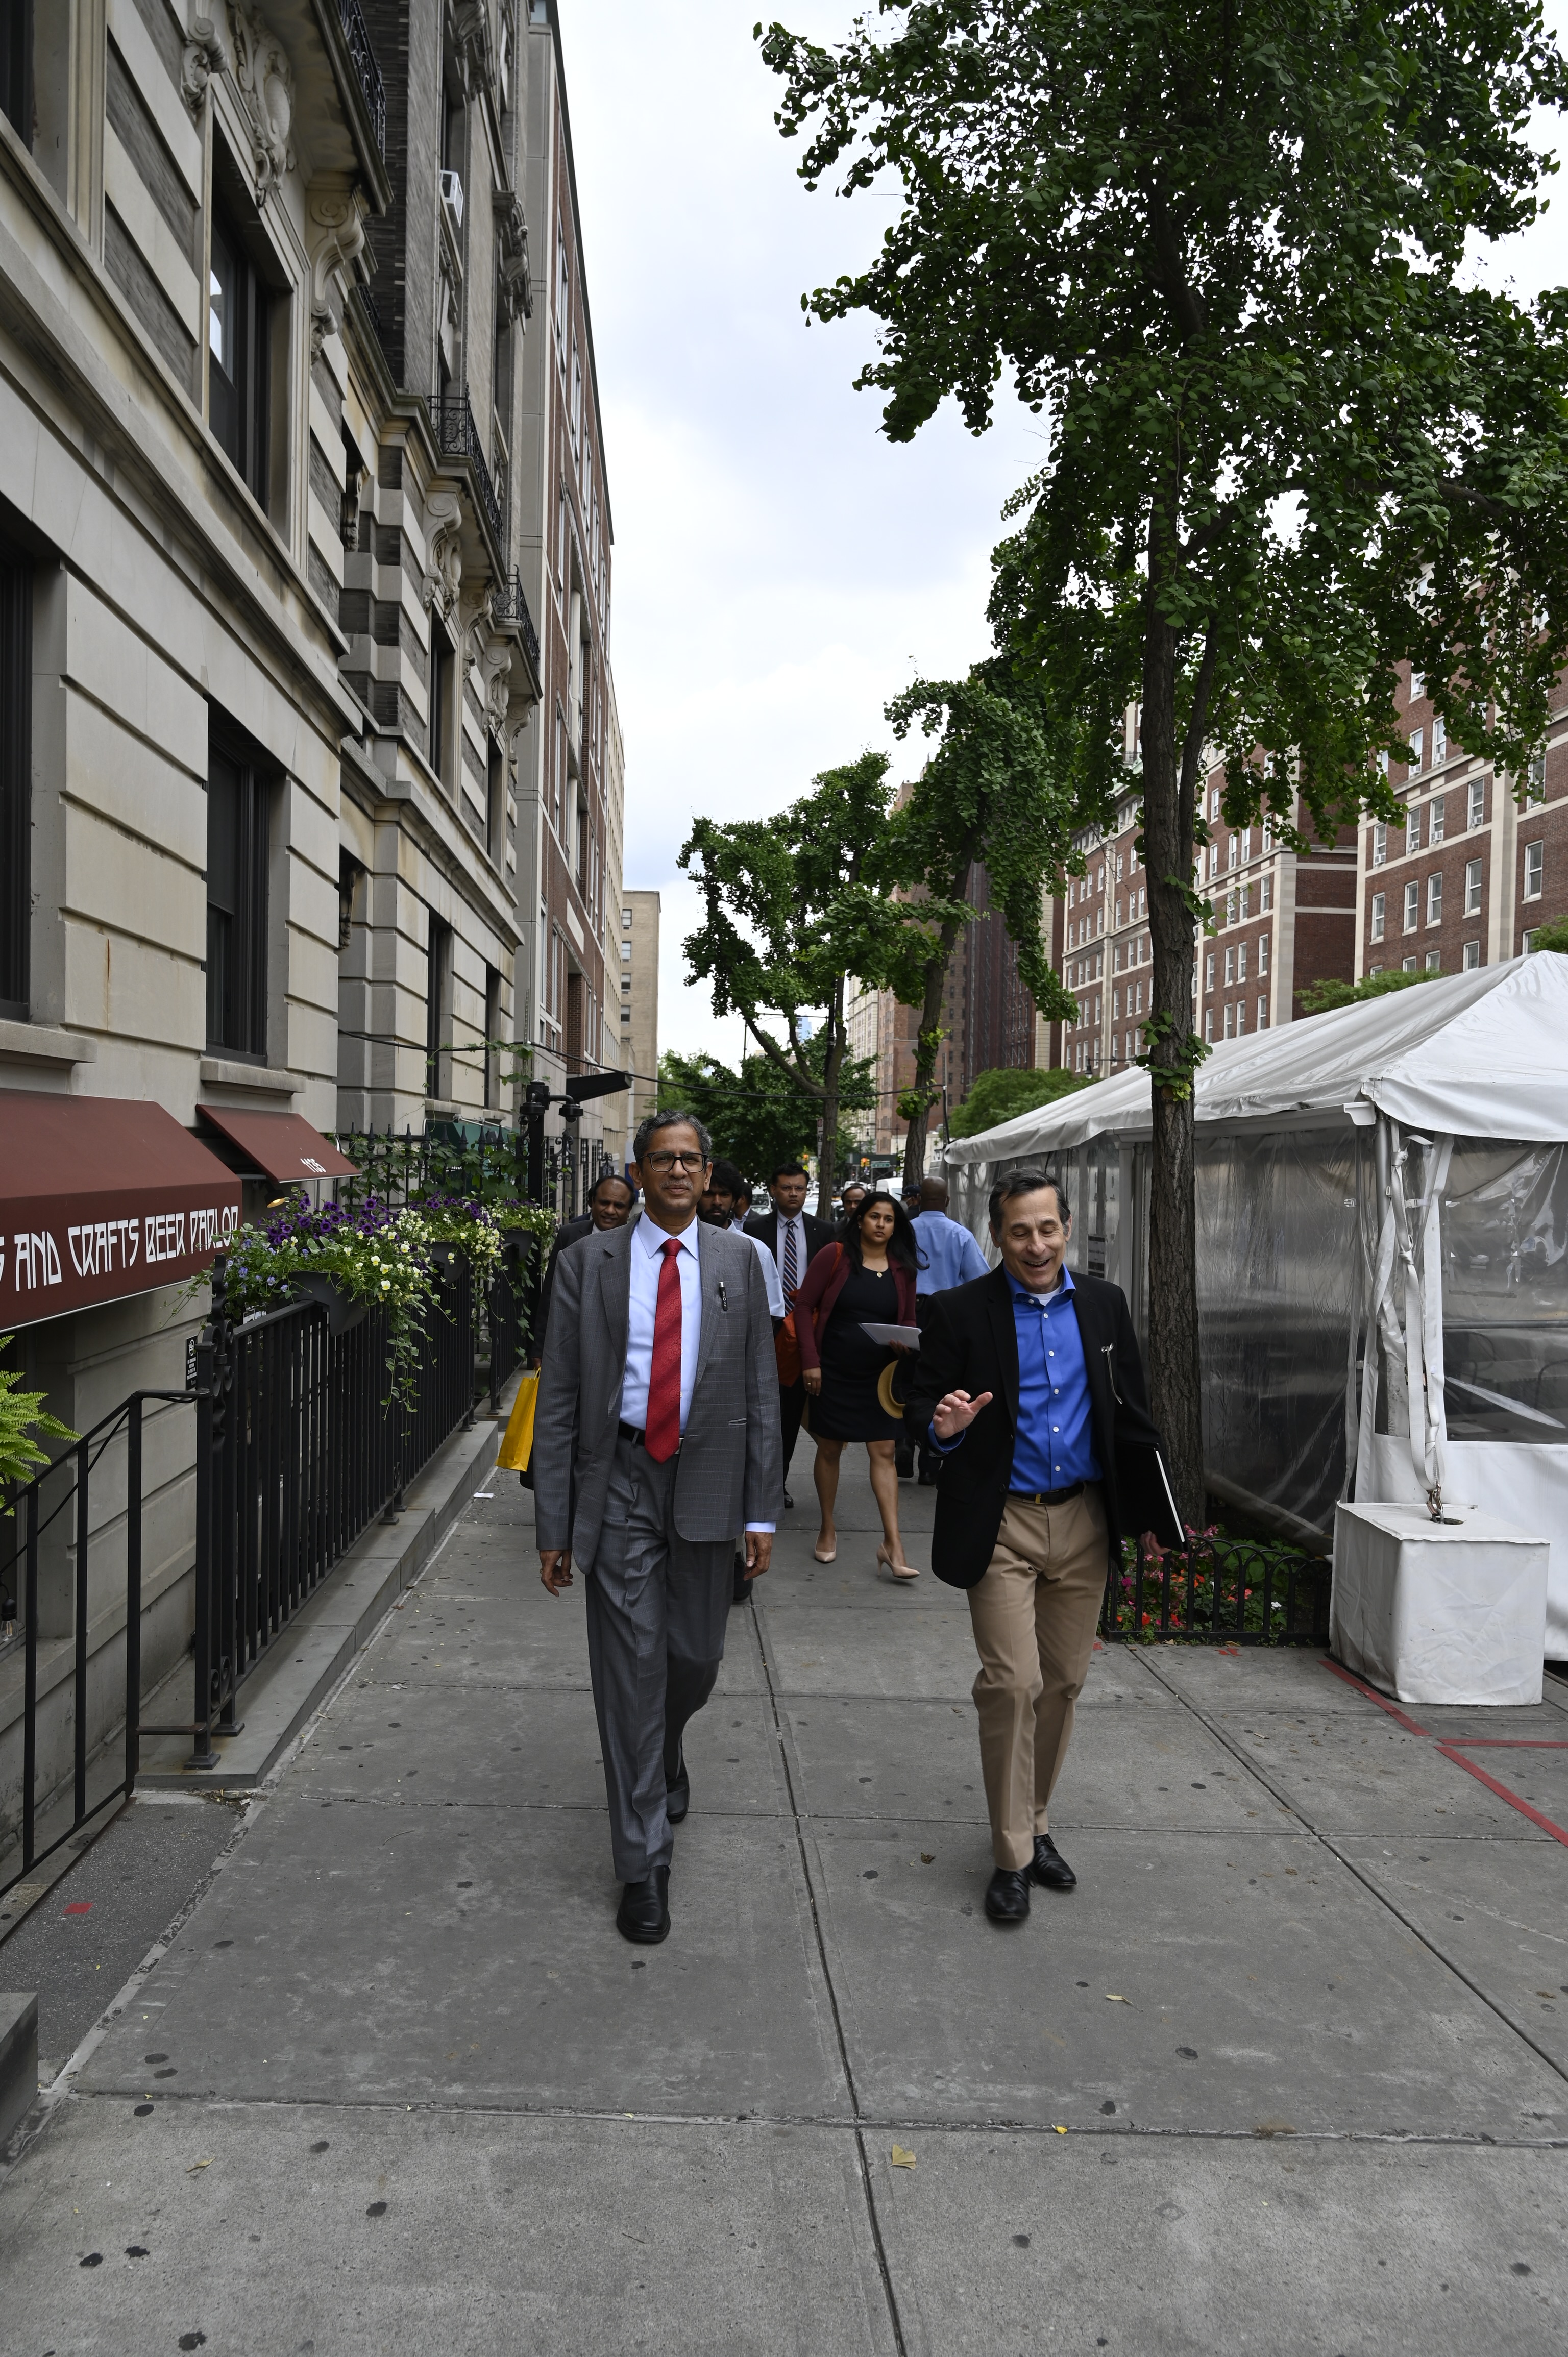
[0,1345,76,1503]
[658,1041,876,1185]
[950,1064,1090,1140]
[1297,969,1443,1018]
[1526,915,1568,955]
[761,0,1568,1515]
[680,752,965,1218]
[884,664,1080,1186]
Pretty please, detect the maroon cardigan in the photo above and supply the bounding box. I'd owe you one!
[794,1243,919,1373]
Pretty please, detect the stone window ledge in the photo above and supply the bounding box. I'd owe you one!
[198,1057,305,1096]
[0,1019,97,1068]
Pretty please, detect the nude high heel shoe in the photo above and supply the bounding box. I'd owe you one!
[877,1543,919,1582]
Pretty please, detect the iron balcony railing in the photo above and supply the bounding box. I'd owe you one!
[336,0,387,153]
[431,388,506,554]
[492,569,542,671]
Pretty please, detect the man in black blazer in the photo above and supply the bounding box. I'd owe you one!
[745,1160,837,1493]
[906,1167,1180,1925]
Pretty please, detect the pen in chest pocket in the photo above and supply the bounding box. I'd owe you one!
[717,1279,728,1311]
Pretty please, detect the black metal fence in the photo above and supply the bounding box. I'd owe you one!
[0,1245,536,1894]
[1100,1529,1331,1646]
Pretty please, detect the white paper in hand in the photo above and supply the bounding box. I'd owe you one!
[859,1322,922,1348]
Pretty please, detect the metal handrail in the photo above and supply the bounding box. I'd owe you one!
[492,569,542,671]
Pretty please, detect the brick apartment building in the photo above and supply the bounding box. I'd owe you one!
[1050,713,1357,1075]
[1354,667,1566,980]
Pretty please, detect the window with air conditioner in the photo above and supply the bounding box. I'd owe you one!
[1430,794,1445,843]
[1432,714,1447,763]
[1406,804,1421,853]
[1408,729,1423,773]
[1468,777,1486,829]
[1373,822,1387,866]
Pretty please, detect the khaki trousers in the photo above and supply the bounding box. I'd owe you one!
[966,1486,1109,1870]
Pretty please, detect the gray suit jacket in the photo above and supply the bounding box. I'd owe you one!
[532,1215,784,1564]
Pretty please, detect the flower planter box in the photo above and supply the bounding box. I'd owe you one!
[1331,1500,1548,1706]
[292,1272,370,1336]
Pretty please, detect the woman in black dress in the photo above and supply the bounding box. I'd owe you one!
[796,1193,923,1579]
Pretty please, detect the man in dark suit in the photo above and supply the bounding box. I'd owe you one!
[745,1160,837,1498]
[533,1170,635,1358]
[906,1167,1180,1926]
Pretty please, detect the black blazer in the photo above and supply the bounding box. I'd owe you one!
[904,1264,1182,1587]
[744,1208,837,1287]
[536,1212,593,1349]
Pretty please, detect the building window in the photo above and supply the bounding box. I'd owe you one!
[1,4,30,141]
[1223,946,1234,986]
[1370,892,1385,942]
[1427,872,1442,926]
[0,539,32,1020]
[1205,951,1215,990]
[1209,785,1220,819]
[206,735,271,1060]
[1463,937,1481,971]
[425,914,451,1101]
[1527,752,1546,805]
[486,736,504,861]
[1403,955,1418,972]
[1524,840,1544,900]
[1373,822,1387,866]
[1425,949,1441,972]
[1257,996,1268,1028]
[1408,728,1423,773]
[1260,873,1272,912]
[1222,1002,1233,1038]
[209,200,272,506]
[1403,881,1419,932]
[1465,856,1483,916]
[1468,777,1486,830]
[1236,1001,1246,1034]
[1406,804,1421,853]
[1237,941,1248,982]
[429,621,454,787]
[484,965,502,1109]
[1228,832,1239,871]
[1258,934,1269,975]
[1430,794,1445,843]
[1432,715,1447,764]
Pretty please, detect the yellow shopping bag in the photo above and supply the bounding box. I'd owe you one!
[497,1371,539,1472]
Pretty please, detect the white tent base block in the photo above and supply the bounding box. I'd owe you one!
[1331,1502,1549,1707]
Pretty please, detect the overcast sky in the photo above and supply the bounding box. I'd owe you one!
[562,1,1568,1072]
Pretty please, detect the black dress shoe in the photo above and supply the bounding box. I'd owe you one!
[616,1864,671,1944]
[783,1490,794,1510]
[984,1867,1032,1923]
[1031,1834,1076,1890]
[665,1747,690,1824]
[732,1550,751,1606]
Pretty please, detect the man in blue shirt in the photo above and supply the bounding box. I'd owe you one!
[906,1168,1179,1925]
[897,1174,992,1482]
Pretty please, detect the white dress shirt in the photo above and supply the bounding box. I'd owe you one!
[620,1215,773,1531]
[746,1231,787,1318]
[620,1213,702,1435]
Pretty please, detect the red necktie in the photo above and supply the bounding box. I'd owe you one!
[644,1237,683,1462]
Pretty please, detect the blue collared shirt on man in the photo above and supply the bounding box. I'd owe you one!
[910,1208,990,1295]
[930,1263,1102,1493]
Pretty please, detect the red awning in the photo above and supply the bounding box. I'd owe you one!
[0,1092,242,1328]
[195,1106,358,1183]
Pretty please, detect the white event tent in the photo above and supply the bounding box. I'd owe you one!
[944,955,1568,1654]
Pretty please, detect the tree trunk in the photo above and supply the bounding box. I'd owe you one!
[817,979,846,1221]
[900,909,965,1191]
[1140,584,1206,1528]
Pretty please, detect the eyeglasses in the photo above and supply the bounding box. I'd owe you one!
[642,1150,706,1172]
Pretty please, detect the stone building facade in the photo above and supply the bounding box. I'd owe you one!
[1353,667,1568,981]
[0,0,622,1822]
[618,885,658,1158]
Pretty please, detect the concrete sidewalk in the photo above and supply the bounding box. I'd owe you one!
[1,1447,1565,2353]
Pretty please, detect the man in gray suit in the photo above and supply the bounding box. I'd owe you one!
[533,1109,782,1944]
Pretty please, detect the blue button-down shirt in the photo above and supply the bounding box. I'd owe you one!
[910,1209,990,1295]
[930,1264,1102,1492]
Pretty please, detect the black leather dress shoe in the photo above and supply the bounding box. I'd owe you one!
[616,1864,671,1944]
[732,1551,751,1606]
[984,1867,1032,1923]
[665,1747,690,1824]
[1031,1834,1076,1890]
[783,1490,794,1510]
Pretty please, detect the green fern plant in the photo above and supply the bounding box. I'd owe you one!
[0,1343,77,1507]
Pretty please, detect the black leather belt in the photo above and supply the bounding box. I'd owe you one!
[1009,1480,1086,1506]
[618,1419,679,1455]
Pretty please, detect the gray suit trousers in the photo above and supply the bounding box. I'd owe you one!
[586,1432,733,1882]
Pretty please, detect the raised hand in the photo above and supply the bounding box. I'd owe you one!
[930,1388,994,1443]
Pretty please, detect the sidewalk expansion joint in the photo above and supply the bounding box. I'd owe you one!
[1140,1653,1568,2093]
